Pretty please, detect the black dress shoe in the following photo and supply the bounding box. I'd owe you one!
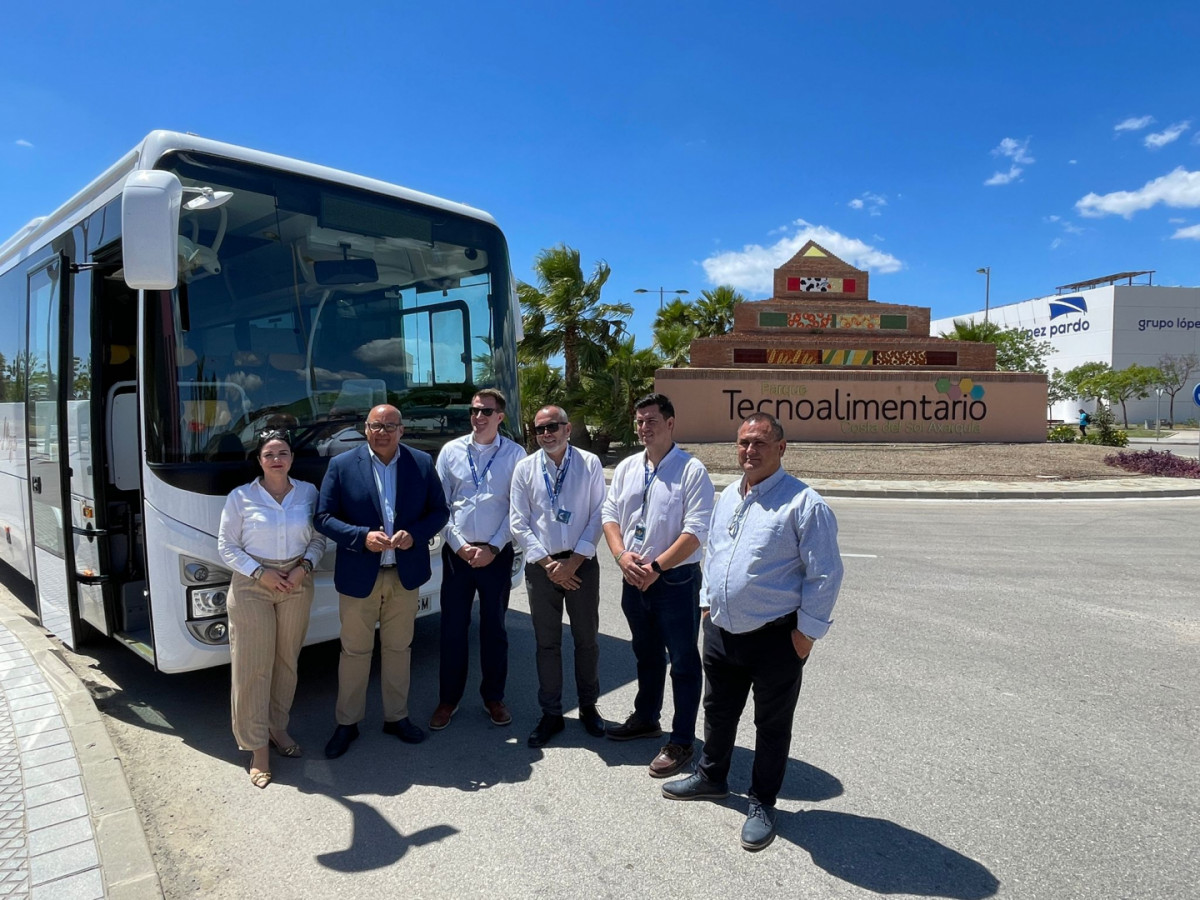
[579,704,606,737]
[382,717,426,744]
[324,723,359,759]
[527,714,565,748]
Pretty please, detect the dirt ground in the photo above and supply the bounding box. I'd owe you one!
[675,441,1124,481]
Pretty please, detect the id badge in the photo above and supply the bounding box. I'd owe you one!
[556,508,573,524]
[632,522,647,546]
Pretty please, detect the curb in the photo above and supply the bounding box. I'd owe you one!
[0,600,161,900]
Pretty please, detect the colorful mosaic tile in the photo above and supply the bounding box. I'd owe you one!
[787,312,833,329]
[874,350,927,365]
[822,349,874,365]
[766,348,821,365]
[835,314,879,330]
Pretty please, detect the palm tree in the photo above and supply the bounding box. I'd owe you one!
[694,285,744,337]
[517,360,566,447]
[653,297,694,332]
[517,244,631,447]
[654,322,697,368]
[576,335,661,451]
[938,318,1002,342]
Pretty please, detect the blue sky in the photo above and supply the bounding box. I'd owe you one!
[4,1,1200,346]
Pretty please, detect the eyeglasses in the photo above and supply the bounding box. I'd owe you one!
[470,407,498,417]
[257,429,291,443]
[261,451,292,461]
[366,421,401,433]
[533,422,566,435]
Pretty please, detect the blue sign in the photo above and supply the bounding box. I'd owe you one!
[1193,383,1200,408]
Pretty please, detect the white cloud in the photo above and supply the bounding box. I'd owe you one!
[1076,167,1200,218]
[1068,159,1077,165]
[1168,217,1187,224]
[1046,215,1061,222]
[14,139,32,148]
[985,137,1033,186]
[1114,115,1155,133]
[848,192,887,215]
[993,137,1034,165]
[1061,221,1085,235]
[1144,121,1190,149]
[985,165,1023,186]
[1171,224,1200,240]
[701,220,902,295]
[1050,238,1063,250]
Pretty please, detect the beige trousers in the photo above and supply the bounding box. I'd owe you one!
[228,556,313,750]
[336,568,419,724]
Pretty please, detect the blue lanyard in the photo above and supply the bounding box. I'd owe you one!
[642,455,657,511]
[467,438,502,490]
[540,447,572,510]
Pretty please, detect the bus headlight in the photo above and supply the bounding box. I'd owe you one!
[188,584,229,618]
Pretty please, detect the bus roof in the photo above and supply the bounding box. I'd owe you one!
[0,130,499,276]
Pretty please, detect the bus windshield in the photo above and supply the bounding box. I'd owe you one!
[144,151,518,484]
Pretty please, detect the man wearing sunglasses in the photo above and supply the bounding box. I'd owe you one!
[662,413,842,852]
[602,393,714,778]
[315,404,449,759]
[509,405,607,748]
[431,389,526,731]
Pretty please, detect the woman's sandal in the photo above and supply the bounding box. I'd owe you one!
[250,769,272,789]
[270,738,302,758]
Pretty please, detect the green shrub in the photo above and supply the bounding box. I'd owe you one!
[1087,405,1129,447]
[1047,425,1078,443]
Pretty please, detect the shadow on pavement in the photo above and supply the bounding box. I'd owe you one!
[783,809,1000,898]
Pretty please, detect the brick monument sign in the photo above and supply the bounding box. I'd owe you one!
[657,241,1047,442]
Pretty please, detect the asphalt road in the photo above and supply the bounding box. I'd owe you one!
[54,496,1200,899]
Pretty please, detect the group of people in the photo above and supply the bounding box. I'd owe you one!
[216,390,843,851]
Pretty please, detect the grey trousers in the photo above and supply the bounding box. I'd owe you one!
[525,557,600,716]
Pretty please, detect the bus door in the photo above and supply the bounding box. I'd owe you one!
[25,255,82,649]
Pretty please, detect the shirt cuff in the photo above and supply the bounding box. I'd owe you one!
[796,610,830,640]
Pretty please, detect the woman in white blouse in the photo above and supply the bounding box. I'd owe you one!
[217,430,326,788]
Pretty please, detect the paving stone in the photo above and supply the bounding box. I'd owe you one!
[10,705,59,727]
[2,686,51,702]
[6,694,57,713]
[28,840,97,887]
[17,746,73,772]
[17,731,69,755]
[31,867,102,900]
[24,797,88,836]
[22,761,81,791]
[12,717,65,741]
[27,818,93,858]
[23,778,83,811]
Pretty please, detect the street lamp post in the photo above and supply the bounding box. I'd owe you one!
[1156,387,1164,438]
[635,287,689,312]
[975,267,991,324]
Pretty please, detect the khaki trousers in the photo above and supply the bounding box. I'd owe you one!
[228,557,313,750]
[336,567,419,724]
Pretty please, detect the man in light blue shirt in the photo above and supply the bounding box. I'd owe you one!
[663,413,843,852]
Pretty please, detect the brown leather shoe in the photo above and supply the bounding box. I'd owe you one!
[429,703,458,731]
[484,700,512,726]
[649,743,694,778]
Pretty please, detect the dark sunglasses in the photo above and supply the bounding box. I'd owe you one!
[366,421,401,433]
[257,428,292,443]
[534,422,566,435]
[470,407,498,417]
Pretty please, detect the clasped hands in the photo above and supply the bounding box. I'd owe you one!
[366,529,414,553]
[544,557,582,590]
[618,550,659,591]
[258,566,307,593]
[459,544,496,568]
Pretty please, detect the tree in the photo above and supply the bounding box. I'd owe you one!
[517,361,565,446]
[1093,364,1159,426]
[1046,368,1072,419]
[993,329,1056,373]
[693,285,744,338]
[653,297,694,332]
[653,322,697,368]
[1155,353,1199,426]
[575,335,660,451]
[517,244,632,447]
[938,318,1002,343]
[1063,361,1111,402]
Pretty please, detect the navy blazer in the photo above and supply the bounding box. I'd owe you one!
[315,443,450,597]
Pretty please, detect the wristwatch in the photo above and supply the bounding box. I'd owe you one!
[300,559,314,574]
[651,561,664,574]
[251,566,265,581]
[486,544,501,555]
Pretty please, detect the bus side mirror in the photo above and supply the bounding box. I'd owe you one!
[122,170,182,290]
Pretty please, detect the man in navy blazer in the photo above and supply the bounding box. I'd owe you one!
[315,404,450,758]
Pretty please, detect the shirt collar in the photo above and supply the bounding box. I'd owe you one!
[740,466,786,498]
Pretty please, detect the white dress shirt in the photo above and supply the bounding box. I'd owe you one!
[601,444,714,565]
[436,434,526,552]
[218,478,327,577]
[510,445,605,562]
[369,448,399,565]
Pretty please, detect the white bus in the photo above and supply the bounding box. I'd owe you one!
[0,131,523,672]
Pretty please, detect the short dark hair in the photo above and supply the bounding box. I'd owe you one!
[255,429,293,456]
[741,412,785,441]
[474,388,507,412]
[634,393,674,419]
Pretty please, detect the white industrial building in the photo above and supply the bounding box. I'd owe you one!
[930,272,1200,424]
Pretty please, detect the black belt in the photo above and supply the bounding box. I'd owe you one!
[746,611,797,634]
[380,564,396,569]
[549,550,573,560]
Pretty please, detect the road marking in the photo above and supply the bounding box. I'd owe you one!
[841,553,877,558]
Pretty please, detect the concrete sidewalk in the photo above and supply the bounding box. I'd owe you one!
[0,462,1196,898]
[0,601,159,899]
